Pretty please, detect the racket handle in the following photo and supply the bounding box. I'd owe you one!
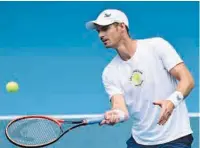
[86,115,104,124]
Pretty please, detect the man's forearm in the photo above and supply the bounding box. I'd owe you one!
[111,94,129,115]
[176,72,195,98]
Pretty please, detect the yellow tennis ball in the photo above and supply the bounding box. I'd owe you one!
[6,81,19,93]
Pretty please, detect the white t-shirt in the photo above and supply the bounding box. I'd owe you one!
[102,37,192,145]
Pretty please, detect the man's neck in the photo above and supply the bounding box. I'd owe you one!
[115,38,137,61]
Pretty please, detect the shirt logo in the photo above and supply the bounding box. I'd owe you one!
[130,70,144,86]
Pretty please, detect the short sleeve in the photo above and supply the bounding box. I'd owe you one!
[102,68,124,99]
[153,37,183,71]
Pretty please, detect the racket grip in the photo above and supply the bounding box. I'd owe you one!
[86,115,104,124]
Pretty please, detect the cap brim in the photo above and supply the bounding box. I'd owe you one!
[85,20,114,30]
[85,20,97,30]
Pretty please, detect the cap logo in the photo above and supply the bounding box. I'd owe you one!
[104,13,111,17]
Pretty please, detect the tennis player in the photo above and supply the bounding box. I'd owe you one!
[86,9,195,148]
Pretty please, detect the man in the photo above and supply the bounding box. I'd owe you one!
[86,9,194,148]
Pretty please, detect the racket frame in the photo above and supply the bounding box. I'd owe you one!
[5,115,87,148]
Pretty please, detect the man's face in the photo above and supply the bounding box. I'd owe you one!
[96,23,122,48]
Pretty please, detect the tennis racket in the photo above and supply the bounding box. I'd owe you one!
[5,114,104,147]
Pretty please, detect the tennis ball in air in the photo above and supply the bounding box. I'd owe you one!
[6,81,19,93]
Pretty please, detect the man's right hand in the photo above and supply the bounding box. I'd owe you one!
[100,109,128,126]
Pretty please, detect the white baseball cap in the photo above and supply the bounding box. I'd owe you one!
[86,9,129,30]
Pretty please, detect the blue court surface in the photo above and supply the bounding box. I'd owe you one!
[0,1,199,148]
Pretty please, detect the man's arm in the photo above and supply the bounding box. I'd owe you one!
[111,94,129,113]
[153,63,195,125]
[100,94,129,125]
[169,63,194,98]
[152,37,195,125]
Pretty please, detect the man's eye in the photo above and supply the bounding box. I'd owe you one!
[101,26,110,31]
[96,25,110,33]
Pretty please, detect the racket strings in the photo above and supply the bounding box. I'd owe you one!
[7,118,61,146]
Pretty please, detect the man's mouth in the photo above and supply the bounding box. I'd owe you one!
[102,39,109,44]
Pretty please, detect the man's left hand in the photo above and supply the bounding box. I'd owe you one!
[153,100,175,125]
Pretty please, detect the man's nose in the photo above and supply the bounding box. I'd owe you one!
[98,31,105,40]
